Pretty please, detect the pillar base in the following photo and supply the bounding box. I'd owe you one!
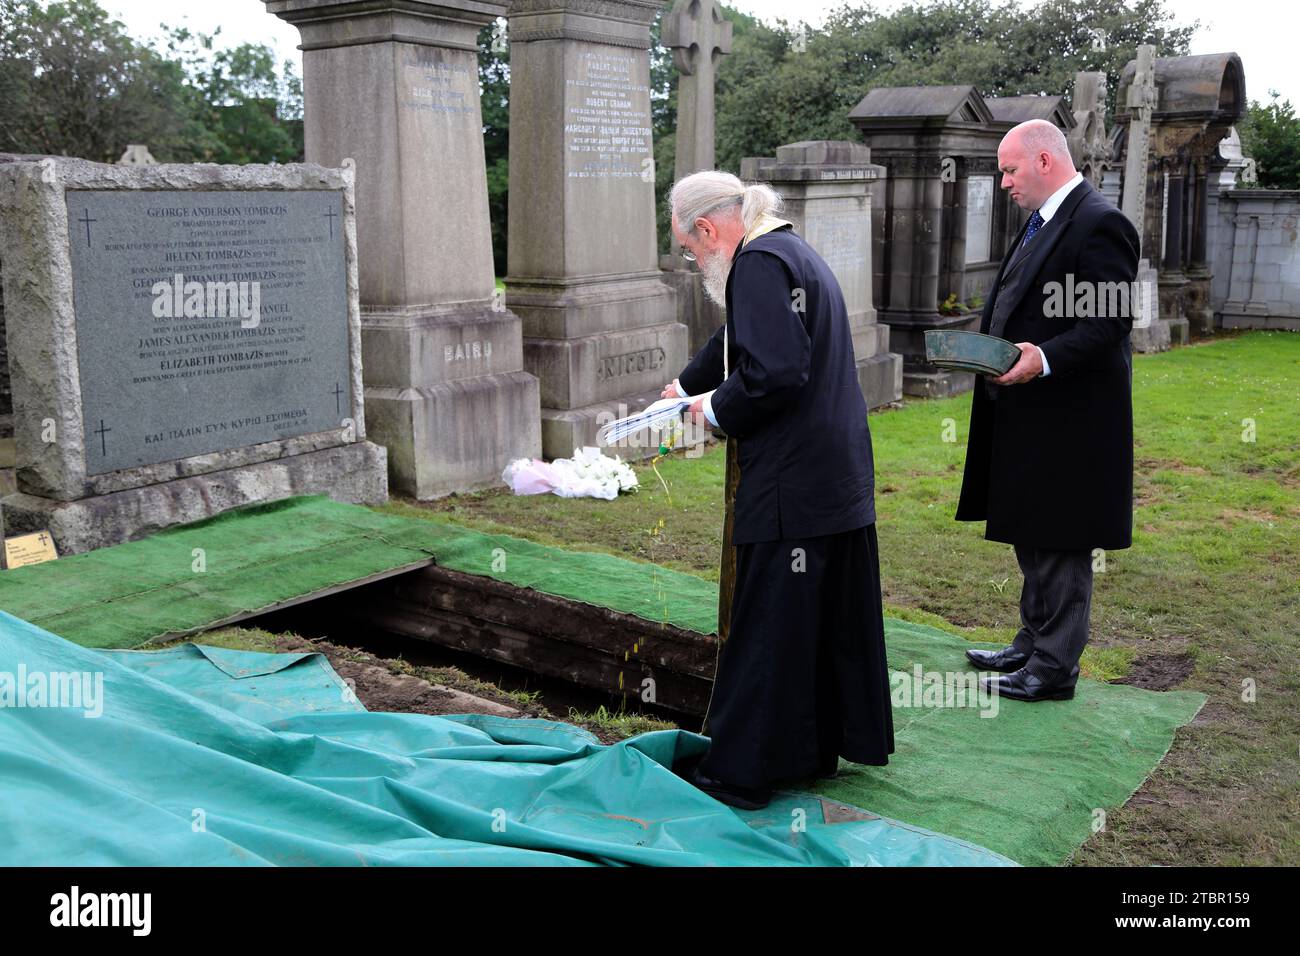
[1130,320,1172,353]
[902,367,976,399]
[540,383,711,463]
[364,372,541,500]
[859,351,903,408]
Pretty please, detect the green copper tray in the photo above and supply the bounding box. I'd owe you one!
[924,330,1020,376]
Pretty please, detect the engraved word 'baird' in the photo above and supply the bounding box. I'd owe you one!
[445,341,491,362]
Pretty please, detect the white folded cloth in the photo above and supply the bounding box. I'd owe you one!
[501,446,638,500]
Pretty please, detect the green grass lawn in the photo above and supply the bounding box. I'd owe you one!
[374,330,1299,866]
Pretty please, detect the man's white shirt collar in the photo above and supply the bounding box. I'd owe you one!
[1037,171,1084,223]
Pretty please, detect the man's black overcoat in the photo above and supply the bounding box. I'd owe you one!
[955,180,1140,550]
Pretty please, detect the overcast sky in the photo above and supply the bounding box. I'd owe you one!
[104,0,1299,107]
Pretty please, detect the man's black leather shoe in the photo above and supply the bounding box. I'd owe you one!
[688,767,773,810]
[965,645,1031,672]
[980,665,1079,702]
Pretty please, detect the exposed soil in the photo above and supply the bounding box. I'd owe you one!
[268,633,526,718]
[263,632,634,744]
[1112,652,1195,691]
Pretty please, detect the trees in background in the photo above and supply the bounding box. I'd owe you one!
[1239,92,1300,190]
[15,0,1280,263]
[0,0,302,164]
[710,0,1196,176]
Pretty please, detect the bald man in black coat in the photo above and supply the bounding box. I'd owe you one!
[957,120,1140,701]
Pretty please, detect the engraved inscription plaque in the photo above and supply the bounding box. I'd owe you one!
[564,50,653,180]
[964,176,994,265]
[66,189,351,475]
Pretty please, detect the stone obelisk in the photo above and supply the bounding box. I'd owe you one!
[505,0,685,461]
[265,0,542,498]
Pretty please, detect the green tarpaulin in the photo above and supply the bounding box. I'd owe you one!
[0,495,1205,865]
[0,609,1014,866]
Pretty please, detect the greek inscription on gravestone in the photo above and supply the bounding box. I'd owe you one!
[66,189,352,475]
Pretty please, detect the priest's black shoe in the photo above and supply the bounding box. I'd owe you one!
[965,645,1031,672]
[980,665,1079,702]
[772,755,841,790]
[688,767,773,810]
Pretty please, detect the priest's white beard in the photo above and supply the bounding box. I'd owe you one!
[699,248,733,307]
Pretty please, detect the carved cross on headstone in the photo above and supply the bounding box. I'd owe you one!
[663,0,733,183]
[93,418,111,456]
[77,209,97,247]
[1121,44,1157,249]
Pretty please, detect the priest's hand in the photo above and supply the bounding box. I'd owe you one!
[661,378,682,399]
[991,342,1043,385]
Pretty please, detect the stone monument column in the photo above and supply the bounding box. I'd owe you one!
[740,141,902,410]
[1183,158,1214,333]
[1156,157,1192,345]
[1191,161,1210,265]
[662,0,731,241]
[505,0,684,459]
[1119,48,1246,345]
[659,0,731,356]
[1115,44,1170,352]
[1163,164,1187,273]
[1120,45,1156,239]
[265,0,541,498]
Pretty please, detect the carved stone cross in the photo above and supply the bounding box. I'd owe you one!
[1121,44,1157,246]
[662,0,733,181]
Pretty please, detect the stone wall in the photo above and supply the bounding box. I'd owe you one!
[1211,189,1300,330]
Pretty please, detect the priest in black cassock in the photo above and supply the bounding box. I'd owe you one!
[662,170,894,810]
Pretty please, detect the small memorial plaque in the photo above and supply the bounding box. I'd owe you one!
[65,189,352,475]
[3,530,59,569]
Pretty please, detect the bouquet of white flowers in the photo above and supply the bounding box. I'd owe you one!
[501,446,639,500]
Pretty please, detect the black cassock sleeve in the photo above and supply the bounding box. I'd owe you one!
[677,322,726,398]
[709,250,811,438]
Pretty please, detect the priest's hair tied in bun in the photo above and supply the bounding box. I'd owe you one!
[670,170,784,235]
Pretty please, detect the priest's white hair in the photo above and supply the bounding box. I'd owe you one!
[669,170,783,236]
[1010,118,1072,163]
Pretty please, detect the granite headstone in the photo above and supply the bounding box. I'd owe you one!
[0,156,388,554]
